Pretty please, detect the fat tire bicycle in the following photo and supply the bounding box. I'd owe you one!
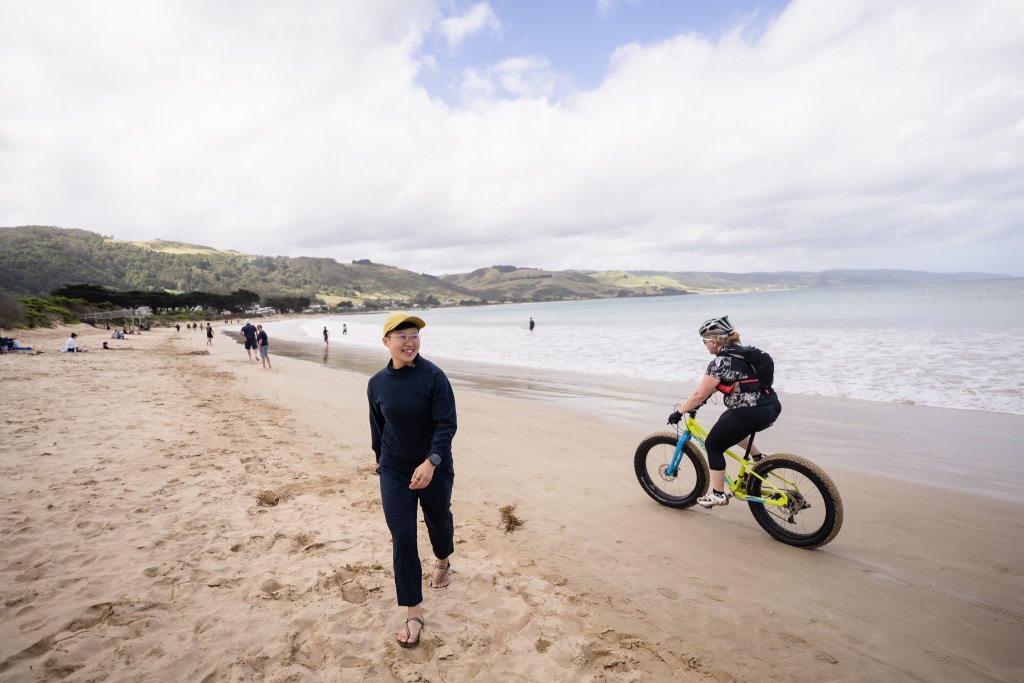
[634,405,843,548]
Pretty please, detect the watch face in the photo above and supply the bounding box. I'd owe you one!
[429,453,442,466]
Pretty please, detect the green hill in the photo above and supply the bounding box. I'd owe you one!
[0,226,1009,306]
[440,266,655,302]
[0,226,477,306]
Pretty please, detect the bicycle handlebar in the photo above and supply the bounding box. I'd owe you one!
[684,398,710,418]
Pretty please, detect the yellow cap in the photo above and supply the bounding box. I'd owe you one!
[383,312,426,336]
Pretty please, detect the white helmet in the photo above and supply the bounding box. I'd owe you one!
[698,315,734,337]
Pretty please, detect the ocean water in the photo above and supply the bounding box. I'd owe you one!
[265,278,1024,416]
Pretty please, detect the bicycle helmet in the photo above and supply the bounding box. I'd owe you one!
[698,315,734,337]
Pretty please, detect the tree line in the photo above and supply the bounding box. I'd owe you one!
[50,284,311,315]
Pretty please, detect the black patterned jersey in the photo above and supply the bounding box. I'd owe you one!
[706,346,763,409]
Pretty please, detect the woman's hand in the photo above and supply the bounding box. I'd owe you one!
[409,462,436,490]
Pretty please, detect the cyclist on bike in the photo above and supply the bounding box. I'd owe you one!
[669,316,781,508]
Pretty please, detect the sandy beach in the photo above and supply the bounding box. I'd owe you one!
[2,324,1023,682]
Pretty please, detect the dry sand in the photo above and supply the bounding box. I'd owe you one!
[2,324,1023,682]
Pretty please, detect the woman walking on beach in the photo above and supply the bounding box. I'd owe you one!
[670,316,781,507]
[367,312,457,648]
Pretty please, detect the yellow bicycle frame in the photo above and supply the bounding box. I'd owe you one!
[682,414,795,507]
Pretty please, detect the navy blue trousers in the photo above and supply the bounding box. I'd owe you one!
[378,465,455,607]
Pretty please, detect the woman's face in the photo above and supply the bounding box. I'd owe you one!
[702,336,719,355]
[383,328,421,368]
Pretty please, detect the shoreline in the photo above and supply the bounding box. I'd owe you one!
[232,327,1024,503]
[3,324,1023,681]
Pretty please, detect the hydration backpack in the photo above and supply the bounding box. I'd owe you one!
[724,345,775,393]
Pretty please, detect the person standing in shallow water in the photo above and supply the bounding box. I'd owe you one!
[323,326,329,345]
[367,313,457,649]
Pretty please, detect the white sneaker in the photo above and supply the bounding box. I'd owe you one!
[697,491,731,508]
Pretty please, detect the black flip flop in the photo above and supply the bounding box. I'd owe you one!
[398,616,424,648]
[430,561,452,589]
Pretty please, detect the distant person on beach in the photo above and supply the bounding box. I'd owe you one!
[240,321,258,359]
[323,326,329,344]
[342,324,347,335]
[175,323,180,333]
[529,317,535,331]
[367,312,457,649]
[206,323,214,346]
[669,316,780,508]
[63,333,80,352]
[256,324,271,369]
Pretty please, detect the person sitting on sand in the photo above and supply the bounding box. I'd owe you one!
[669,316,780,508]
[367,313,457,649]
[64,332,81,352]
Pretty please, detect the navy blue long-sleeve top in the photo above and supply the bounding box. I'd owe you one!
[367,355,457,473]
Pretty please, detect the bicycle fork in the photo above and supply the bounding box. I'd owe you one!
[667,432,692,477]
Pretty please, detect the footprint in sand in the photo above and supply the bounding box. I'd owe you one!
[341,581,368,604]
[780,633,808,647]
[256,490,280,507]
[259,578,286,597]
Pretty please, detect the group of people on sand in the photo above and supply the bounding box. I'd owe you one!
[363,311,776,648]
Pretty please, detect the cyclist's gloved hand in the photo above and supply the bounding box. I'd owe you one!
[667,411,683,425]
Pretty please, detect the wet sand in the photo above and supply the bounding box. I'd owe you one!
[267,330,1024,502]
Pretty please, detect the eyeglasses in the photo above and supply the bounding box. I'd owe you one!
[702,337,716,344]
[388,332,420,342]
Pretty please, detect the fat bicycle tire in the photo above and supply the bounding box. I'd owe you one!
[634,432,710,509]
[746,453,843,549]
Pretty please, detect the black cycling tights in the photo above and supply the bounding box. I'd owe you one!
[704,400,782,471]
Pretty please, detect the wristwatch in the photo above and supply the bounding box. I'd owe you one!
[427,453,442,467]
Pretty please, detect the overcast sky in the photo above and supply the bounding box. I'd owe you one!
[2,0,1022,276]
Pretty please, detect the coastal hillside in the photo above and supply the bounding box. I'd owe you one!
[439,266,656,301]
[0,226,476,306]
[0,225,1010,305]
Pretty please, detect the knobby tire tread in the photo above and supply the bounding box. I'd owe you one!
[634,432,709,509]
[747,453,844,548]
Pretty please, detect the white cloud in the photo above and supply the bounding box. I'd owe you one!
[596,0,642,19]
[459,55,564,103]
[438,2,500,48]
[1,0,1023,276]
